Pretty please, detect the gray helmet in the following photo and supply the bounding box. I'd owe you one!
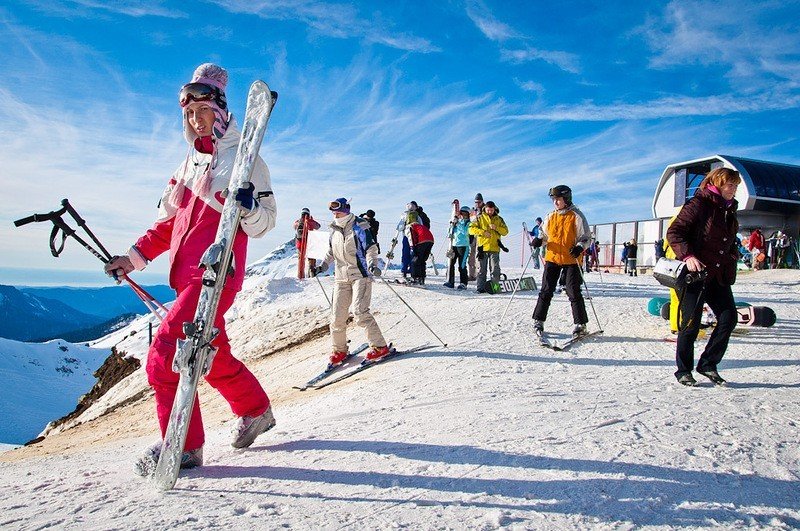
[549,185,572,205]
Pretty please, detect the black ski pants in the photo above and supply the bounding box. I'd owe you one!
[411,241,434,280]
[533,261,588,324]
[447,245,468,286]
[674,279,736,377]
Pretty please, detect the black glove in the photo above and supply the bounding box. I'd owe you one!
[368,265,382,277]
[569,245,583,258]
[531,237,543,249]
[316,264,328,275]
[235,183,256,213]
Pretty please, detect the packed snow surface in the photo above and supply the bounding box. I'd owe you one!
[1,258,799,530]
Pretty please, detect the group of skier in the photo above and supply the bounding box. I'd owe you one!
[103,63,745,480]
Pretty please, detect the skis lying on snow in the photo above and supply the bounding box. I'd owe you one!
[537,330,603,351]
[151,82,277,492]
[293,343,369,391]
[312,344,436,390]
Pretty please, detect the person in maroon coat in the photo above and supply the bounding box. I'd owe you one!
[667,167,742,386]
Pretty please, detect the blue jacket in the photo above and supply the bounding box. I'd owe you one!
[451,219,471,248]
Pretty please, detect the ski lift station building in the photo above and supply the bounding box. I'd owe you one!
[652,154,800,233]
[590,155,800,270]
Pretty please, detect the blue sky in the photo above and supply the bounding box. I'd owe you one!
[1,0,799,286]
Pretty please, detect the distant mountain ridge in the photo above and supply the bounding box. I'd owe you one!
[0,284,174,342]
[20,284,174,320]
[0,285,105,342]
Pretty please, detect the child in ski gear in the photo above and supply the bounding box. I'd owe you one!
[626,239,638,276]
[444,206,471,289]
[528,217,544,269]
[360,209,380,253]
[104,63,277,472]
[667,167,741,386]
[468,200,509,293]
[405,211,435,284]
[294,208,321,277]
[530,185,591,336]
[468,193,484,280]
[318,197,391,365]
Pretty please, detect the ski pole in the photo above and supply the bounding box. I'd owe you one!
[380,278,447,347]
[315,273,332,308]
[574,255,603,332]
[498,250,536,325]
[14,200,167,322]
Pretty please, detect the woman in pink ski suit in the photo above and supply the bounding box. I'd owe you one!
[106,64,277,472]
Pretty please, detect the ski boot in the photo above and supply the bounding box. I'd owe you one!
[134,441,203,477]
[456,283,467,290]
[232,406,276,449]
[697,368,726,386]
[677,373,698,387]
[365,345,392,362]
[572,323,587,338]
[328,350,349,369]
[443,281,455,288]
[533,320,548,346]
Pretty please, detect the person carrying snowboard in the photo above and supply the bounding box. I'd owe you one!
[666,167,741,387]
[317,198,391,366]
[530,185,591,338]
[105,63,277,475]
[468,200,508,293]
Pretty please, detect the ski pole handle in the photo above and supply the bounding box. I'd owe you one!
[13,203,69,227]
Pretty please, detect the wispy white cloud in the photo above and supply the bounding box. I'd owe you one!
[208,0,439,53]
[641,0,800,88]
[465,0,519,41]
[464,0,581,75]
[500,46,581,75]
[506,91,800,122]
[515,79,545,96]
[22,0,187,18]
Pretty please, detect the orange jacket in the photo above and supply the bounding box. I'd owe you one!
[541,206,590,265]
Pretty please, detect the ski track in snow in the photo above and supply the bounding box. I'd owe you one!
[1,261,800,530]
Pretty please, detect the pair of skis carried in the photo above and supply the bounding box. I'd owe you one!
[536,329,603,351]
[294,343,435,390]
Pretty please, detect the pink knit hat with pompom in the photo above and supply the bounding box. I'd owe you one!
[182,63,230,141]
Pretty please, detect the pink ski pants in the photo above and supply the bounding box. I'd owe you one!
[146,283,269,451]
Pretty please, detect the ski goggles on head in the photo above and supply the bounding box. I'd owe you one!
[179,82,227,109]
[329,200,349,211]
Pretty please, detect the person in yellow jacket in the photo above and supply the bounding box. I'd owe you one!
[530,185,591,337]
[468,200,509,293]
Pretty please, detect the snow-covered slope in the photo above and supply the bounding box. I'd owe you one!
[0,338,110,444]
[1,259,799,529]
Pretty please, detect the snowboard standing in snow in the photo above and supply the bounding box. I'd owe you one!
[152,81,278,491]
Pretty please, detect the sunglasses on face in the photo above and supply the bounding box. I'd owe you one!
[179,82,227,109]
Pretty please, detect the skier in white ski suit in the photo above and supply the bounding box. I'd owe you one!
[318,198,391,366]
